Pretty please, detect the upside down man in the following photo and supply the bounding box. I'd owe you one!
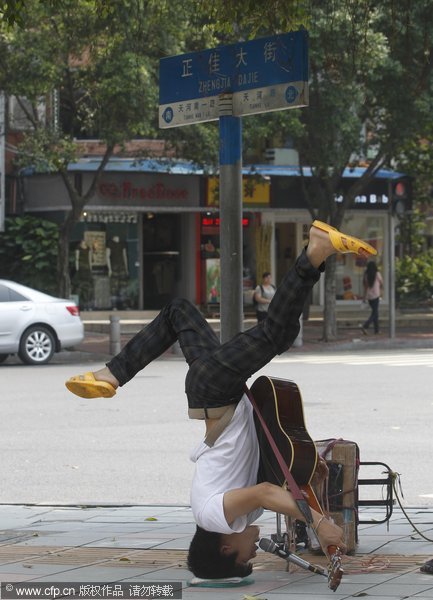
[65,221,377,579]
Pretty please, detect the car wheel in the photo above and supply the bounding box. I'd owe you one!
[0,354,9,364]
[18,326,55,365]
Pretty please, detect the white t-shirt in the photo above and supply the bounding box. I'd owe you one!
[190,395,263,534]
[365,272,383,300]
[254,284,276,313]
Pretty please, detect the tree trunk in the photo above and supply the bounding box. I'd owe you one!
[57,217,76,299]
[323,254,337,341]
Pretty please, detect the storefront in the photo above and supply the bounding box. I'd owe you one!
[258,166,411,310]
[20,159,203,310]
[262,213,386,309]
[200,174,271,310]
[19,159,410,313]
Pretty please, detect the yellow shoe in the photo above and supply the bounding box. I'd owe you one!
[65,372,116,398]
[312,220,377,257]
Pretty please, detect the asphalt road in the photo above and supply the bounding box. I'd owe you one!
[0,349,432,508]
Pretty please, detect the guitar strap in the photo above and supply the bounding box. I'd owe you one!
[244,385,314,525]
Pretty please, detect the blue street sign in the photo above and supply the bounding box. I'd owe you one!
[159,30,308,128]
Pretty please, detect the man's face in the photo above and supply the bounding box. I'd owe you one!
[224,525,260,565]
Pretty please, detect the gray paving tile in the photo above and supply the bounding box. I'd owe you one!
[12,536,108,547]
[0,574,36,582]
[247,570,313,583]
[27,566,157,581]
[274,579,376,596]
[83,538,177,549]
[361,523,425,535]
[123,531,186,538]
[0,564,78,576]
[2,504,433,599]
[377,540,433,554]
[182,590,256,600]
[120,568,192,581]
[361,582,433,596]
[0,531,36,544]
[339,572,401,584]
[149,537,193,550]
[392,571,433,583]
[262,590,347,600]
[356,536,402,553]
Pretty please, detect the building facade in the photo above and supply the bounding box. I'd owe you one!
[17,158,410,313]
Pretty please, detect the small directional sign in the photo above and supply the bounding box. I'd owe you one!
[159,30,308,128]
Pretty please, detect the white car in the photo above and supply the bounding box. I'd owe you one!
[0,280,84,365]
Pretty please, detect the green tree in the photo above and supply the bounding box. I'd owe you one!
[215,0,433,340]
[0,0,31,26]
[0,215,59,293]
[0,1,149,295]
[3,0,433,333]
[395,250,433,307]
[396,120,433,255]
[0,0,220,297]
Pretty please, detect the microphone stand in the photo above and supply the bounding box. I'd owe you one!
[259,537,345,591]
[260,538,327,577]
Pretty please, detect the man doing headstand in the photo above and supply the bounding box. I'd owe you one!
[65,221,376,580]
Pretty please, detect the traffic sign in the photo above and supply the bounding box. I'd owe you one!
[159,30,308,128]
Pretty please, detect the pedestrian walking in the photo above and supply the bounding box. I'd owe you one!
[361,261,383,334]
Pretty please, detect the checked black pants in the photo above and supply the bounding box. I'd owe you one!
[107,249,323,414]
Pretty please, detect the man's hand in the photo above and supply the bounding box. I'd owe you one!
[311,456,329,486]
[314,516,347,556]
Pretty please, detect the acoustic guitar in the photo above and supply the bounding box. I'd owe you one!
[250,375,343,591]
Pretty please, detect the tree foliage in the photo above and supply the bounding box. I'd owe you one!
[396,121,433,208]
[0,0,31,26]
[225,0,433,339]
[2,0,433,329]
[0,216,59,294]
[194,0,309,38]
[0,0,222,296]
[396,250,433,307]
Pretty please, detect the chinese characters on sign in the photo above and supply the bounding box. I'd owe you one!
[159,31,308,128]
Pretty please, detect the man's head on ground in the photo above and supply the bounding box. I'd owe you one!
[187,525,259,579]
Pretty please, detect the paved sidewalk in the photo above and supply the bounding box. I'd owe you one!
[4,313,431,598]
[1,504,433,599]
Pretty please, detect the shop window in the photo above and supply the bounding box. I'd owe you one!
[70,220,139,310]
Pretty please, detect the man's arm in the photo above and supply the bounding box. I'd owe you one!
[223,482,304,525]
[223,482,346,552]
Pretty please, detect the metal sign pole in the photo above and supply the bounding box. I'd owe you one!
[158,32,308,342]
[219,94,243,343]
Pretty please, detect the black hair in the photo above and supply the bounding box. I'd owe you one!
[187,526,253,579]
[365,261,378,288]
[262,272,271,279]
